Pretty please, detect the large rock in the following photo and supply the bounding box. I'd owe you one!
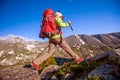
[87,64,119,80]
[88,49,120,62]
[86,49,120,80]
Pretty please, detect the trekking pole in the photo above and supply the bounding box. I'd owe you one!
[35,45,49,59]
[69,25,85,45]
[69,25,94,57]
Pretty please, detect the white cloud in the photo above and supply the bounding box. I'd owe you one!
[0,34,36,41]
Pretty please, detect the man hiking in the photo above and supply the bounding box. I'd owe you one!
[31,9,84,70]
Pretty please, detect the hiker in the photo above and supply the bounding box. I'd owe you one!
[31,9,84,70]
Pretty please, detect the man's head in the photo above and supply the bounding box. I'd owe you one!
[55,11,64,19]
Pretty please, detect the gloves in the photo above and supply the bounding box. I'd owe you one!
[68,20,71,26]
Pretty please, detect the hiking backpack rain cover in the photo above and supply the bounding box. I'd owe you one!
[39,9,59,39]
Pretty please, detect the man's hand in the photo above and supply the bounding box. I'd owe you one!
[68,20,71,26]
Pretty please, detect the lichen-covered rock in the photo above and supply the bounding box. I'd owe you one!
[87,64,119,80]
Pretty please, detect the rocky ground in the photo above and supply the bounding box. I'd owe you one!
[0,66,40,80]
[0,49,120,80]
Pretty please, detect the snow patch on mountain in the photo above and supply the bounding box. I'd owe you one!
[109,35,120,41]
[0,51,4,56]
[25,44,35,50]
[8,50,14,55]
[0,58,7,64]
[74,34,85,45]
[15,56,23,60]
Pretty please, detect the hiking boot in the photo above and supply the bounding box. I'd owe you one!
[31,61,40,71]
[76,57,84,64]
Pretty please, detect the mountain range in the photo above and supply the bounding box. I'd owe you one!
[0,32,120,67]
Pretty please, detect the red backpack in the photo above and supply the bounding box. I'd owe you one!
[39,8,61,39]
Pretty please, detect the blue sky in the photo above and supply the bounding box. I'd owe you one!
[0,0,120,41]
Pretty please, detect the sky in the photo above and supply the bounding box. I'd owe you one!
[0,0,120,41]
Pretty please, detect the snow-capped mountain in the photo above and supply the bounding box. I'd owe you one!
[0,34,47,66]
[0,32,120,67]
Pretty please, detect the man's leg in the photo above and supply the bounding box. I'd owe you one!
[32,40,56,65]
[52,37,80,61]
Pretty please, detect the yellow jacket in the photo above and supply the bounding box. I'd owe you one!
[50,16,69,39]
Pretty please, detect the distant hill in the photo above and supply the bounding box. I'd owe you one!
[0,32,120,67]
[65,32,120,56]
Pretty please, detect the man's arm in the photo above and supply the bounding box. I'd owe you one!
[55,17,69,27]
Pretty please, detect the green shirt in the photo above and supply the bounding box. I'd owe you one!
[50,17,69,39]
